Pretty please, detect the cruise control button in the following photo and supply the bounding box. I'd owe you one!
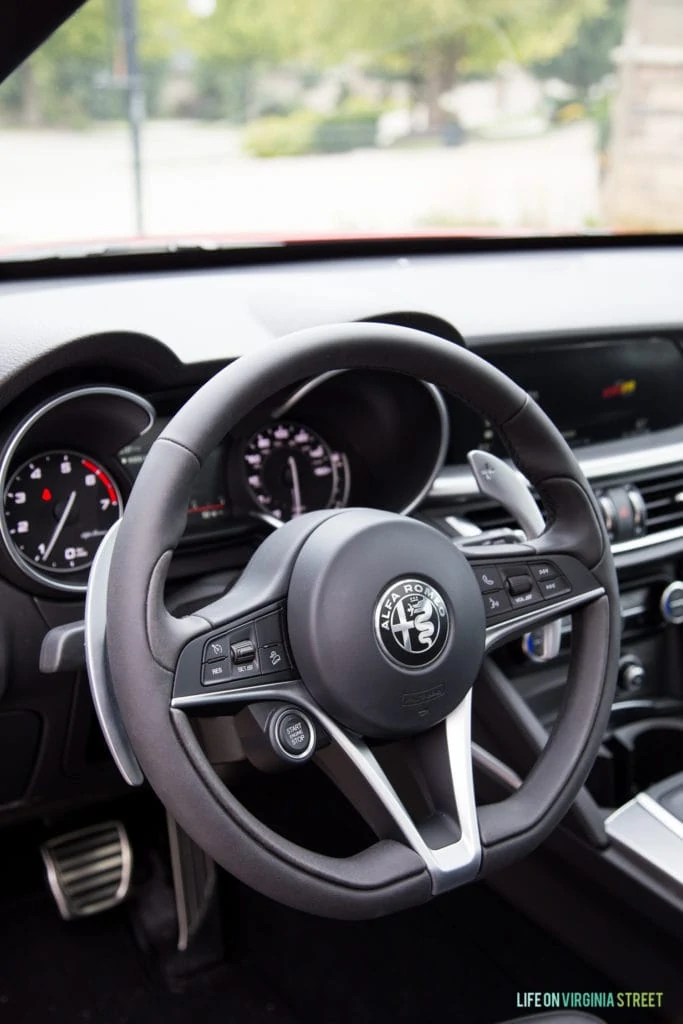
[506,574,533,596]
[230,653,261,681]
[530,563,558,582]
[473,566,503,592]
[510,587,543,609]
[539,576,571,600]
[204,636,228,662]
[230,639,256,665]
[262,643,287,674]
[202,659,231,685]
[484,589,511,616]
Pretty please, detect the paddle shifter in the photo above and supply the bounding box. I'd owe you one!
[467,450,561,661]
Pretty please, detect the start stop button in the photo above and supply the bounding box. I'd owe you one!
[270,708,316,762]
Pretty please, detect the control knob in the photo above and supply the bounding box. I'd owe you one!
[660,581,683,625]
[617,655,645,694]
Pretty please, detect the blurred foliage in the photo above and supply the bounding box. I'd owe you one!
[550,100,587,124]
[242,100,385,157]
[535,0,627,164]
[533,0,628,97]
[588,90,614,154]
[278,0,608,125]
[242,110,318,157]
[0,0,194,125]
[0,0,625,130]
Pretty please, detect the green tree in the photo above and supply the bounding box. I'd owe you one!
[280,0,608,127]
[532,0,628,97]
[183,0,313,121]
[7,0,193,125]
[9,0,112,124]
[2,0,612,128]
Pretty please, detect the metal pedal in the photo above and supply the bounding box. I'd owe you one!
[41,821,132,920]
[167,813,216,951]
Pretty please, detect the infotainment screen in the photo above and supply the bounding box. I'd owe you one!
[446,337,683,461]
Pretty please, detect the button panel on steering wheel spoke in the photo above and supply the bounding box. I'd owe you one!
[201,608,291,684]
[173,603,295,708]
[473,556,586,624]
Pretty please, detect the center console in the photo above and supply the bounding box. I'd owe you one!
[423,330,683,1003]
[606,772,683,892]
[428,331,683,755]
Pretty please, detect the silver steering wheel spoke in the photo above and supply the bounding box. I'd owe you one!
[458,545,605,654]
[306,690,482,895]
[173,673,482,894]
[484,583,604,652]
[177,669,482,895]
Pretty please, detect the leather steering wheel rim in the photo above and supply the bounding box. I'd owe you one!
[103,322,620,919]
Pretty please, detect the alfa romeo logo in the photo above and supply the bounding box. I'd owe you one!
[374,578,450,668]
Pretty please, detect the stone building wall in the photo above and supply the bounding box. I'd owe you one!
[602,0,683,230]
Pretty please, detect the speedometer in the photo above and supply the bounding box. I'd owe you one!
[243,421,349,522]
[3,451,122,574]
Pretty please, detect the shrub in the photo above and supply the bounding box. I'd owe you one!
[242,110,317,158]
[311,108,378,153]
[242,100,384,158]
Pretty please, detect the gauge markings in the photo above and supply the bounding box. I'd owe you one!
[242,421,349,522]
[3,451,122,574]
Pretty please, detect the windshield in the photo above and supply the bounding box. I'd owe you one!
[1,0,681,255]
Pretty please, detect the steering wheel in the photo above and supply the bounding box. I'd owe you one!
[93,322,619,919]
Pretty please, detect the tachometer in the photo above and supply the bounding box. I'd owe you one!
[243,421,349,522]
[3,451,122,574]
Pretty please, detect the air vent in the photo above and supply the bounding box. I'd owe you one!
[454,499,514,533]
[635,468,683,533]
[452,465,683,547]
[454,496,544,534]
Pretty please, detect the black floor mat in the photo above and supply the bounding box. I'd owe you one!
[0,891,299,1024]
[234,880,662,1024]
[0,813,664,1024]
[0,879,664,1024]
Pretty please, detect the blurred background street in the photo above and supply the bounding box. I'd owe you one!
[1,0,681,250]
[1,119,599,245]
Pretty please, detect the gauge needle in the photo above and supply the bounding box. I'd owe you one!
[288,455,303,517]
[42,489,77,562]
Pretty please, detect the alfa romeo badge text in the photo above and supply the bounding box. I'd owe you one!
[374,578,450,668]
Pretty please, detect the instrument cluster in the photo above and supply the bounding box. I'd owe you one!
[242,420,350,524]
[0,387,153,593]
[0,369,448,593]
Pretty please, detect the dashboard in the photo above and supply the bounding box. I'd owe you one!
[0,370,446,592]
[6,325,683,595]
[1,241,683,823]
[444,335,683,459]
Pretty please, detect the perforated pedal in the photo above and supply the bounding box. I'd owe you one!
[41,821,132,920]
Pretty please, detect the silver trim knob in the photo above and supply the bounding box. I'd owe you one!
[660,581,683,625]
[597,493,616,539]
[626,485,647,536]
[620,663,645,693]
